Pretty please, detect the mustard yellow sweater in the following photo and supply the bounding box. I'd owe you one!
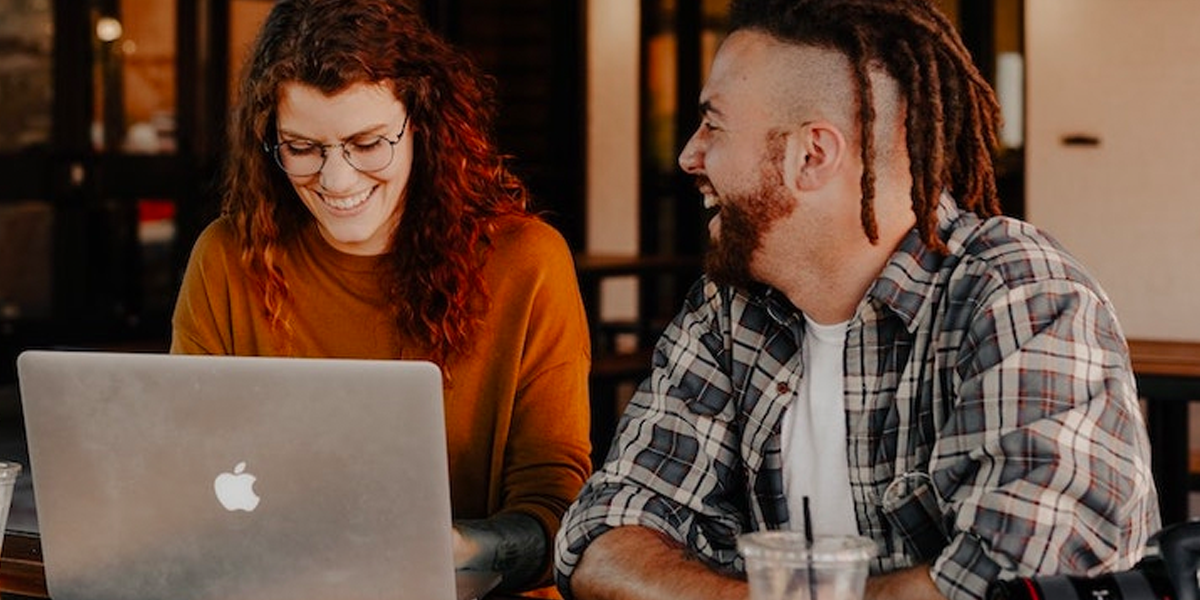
[171,214,592,587]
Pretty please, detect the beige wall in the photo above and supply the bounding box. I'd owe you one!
[1025,0,1200,342]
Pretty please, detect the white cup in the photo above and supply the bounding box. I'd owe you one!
[738,531,876,600]
[0,461,22,556]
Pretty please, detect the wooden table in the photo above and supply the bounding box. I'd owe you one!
[0,532,46,599]
[1129,339,1200,526]
[573,252,701,342]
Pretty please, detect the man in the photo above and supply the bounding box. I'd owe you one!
[554,1,1161,599]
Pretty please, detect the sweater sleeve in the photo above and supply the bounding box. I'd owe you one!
[487,219,593,589]
[170,218,240,355]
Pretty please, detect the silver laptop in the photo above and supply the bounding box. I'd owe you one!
[17,350,500,600]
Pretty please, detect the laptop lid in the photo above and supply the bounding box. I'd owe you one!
[17,350,496,600]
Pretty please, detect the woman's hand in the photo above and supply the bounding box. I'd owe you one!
[452,513,547,589]
[453,524,482,569]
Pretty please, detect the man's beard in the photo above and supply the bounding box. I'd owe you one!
[704,136,793,289]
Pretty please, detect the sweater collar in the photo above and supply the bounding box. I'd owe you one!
[301,221,389,274]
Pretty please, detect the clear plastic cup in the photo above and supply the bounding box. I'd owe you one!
[738,531,876,600]
[0,461,22,556]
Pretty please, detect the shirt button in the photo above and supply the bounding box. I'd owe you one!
[776,382,790,394]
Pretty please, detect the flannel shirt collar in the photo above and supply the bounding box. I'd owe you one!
[868,194,976,334]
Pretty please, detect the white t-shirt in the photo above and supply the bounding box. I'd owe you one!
[780,316,859,536]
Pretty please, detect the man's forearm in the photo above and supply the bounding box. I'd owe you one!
[569,526,949,600]
[569,526,748,600]
[865,565,947,600]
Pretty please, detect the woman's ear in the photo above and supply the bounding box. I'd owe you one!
[784,121,847,193]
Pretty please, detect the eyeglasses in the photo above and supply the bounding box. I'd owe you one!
[265,114,410,177]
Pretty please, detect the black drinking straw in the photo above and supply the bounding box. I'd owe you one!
[803,496,818,600]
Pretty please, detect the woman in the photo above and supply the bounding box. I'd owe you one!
[170,0,592,594]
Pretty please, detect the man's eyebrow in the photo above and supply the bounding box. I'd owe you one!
[698,100,722,118]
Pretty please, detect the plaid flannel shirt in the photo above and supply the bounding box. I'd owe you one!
[555,198,1160,600]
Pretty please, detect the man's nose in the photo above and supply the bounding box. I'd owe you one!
[678,131,703,174]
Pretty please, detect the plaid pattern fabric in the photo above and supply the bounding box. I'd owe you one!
[554,198,1160,600]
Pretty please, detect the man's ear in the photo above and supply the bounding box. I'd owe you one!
[784,121,846,193]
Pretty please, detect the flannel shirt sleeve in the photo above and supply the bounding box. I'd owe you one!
[553,280,751,597]
[928,277,1160,600]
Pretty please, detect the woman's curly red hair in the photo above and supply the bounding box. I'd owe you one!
[224,0,529,363]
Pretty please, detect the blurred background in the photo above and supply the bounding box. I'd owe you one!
[0,0,1027,377]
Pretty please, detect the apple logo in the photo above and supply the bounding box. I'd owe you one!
[213,461,260,512]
